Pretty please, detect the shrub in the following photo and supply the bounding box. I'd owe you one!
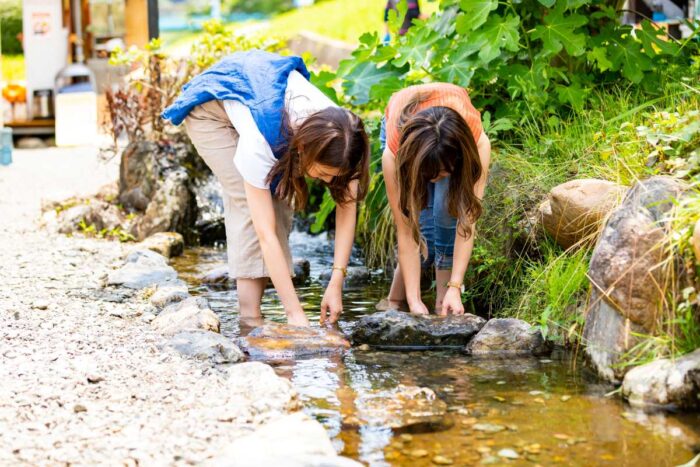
[0,0,23,55]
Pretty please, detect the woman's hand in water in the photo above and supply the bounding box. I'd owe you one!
[287,307,310,327]
[408,298,430,315]
[320,280,344,324]
[440,287,465,316]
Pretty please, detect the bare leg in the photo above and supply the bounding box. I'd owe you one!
[237,278,267,319]
[387,264,407,307]
[435,269,451,314]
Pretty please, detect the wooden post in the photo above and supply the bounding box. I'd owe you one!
[124,0,157,47]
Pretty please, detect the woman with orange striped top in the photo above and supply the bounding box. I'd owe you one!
[379,83,491,316]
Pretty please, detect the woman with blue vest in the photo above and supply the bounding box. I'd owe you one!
[162,51,370,327]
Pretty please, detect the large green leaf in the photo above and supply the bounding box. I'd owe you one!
[470,14,521,64]
[606,37,652,83]
[587,46,613,72]
[342,62,406,104]
[531,2,588,57]
[637,20,679,57]
[555,82,586,110]
[537,0,556,7]
[392,26,440,67]
[456,0,498,33]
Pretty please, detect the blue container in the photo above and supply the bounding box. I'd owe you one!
[1,127,13,166]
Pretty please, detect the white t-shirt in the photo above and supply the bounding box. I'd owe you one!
[223,70,337,189]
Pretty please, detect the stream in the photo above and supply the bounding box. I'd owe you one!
[172,230,700,466]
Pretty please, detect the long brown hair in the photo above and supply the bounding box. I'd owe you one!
[396,93,483,250]
[267,107,370,210]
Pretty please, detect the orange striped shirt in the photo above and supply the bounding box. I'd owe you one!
[384,83,483,156]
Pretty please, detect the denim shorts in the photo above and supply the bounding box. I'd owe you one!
[380,118,457,270]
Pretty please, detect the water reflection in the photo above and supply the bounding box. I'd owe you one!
[171,232,700,466]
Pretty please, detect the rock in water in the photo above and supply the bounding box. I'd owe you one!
[151,297,220,335]
[238,323,350,360]
[538,178,626,249]
[319,266,371,286]
[225,362,300,415]
[292,258,310,285]
[167,330,244,364]
[465,318,551,356]
[351,310,486,348]
[351,385,448,432]
[622,349,700,410]
[200,265,232,286]
[136,232,184,258]
[210,412,362,467]
[583,176,685,382]
[107,249,178,289]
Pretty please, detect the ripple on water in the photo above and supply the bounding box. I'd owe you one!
[171,231,700,466]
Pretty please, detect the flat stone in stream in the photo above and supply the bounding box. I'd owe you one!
[465,318,551,356]
[238,323,351,360]
[351,310,486,348]
[350,384,449,432]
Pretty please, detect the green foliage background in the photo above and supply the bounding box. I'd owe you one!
[0,0,23,55]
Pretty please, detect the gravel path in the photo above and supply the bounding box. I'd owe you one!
[0,148,297,465]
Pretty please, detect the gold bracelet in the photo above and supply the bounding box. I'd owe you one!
[332,266,348,278]
[446,281,463,290]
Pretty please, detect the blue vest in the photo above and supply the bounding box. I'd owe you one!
[162,50,310,160]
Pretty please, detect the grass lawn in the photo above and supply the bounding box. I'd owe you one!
[1,54,25,82]
[161,0,439,53]
[264,0,438,44]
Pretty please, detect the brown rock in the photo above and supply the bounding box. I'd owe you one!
[539,179,626,249]
[238,323,350,360]
[584,176,685,382]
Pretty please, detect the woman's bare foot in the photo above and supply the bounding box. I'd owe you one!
[376,298,409,312]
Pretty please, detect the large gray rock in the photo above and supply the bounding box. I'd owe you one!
[119,140,159,212]
[209,412,361,467]
[319,266,370,287]
[239,323,350,360]
[200,265,232,286]
[149,281,189,308]
[583,176,685,382]
[465,318,551,356]
[351,310,486,348]
[622,349,700,410]
[351,384,448,432]
[151,297,220,335]
[167,330,245,364]
[136,232,184,258]
[134,169,197,242]
[107,249,178,289]
[538,179,625,249]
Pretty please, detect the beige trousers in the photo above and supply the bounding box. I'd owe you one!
[184,100,294,279]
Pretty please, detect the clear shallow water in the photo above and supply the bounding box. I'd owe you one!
[172,231,700,466]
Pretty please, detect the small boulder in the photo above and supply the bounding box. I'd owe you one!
[239,323,350,360]
[693,219,700,264]
[465,318,551,356]
[539,179,625,249]
[226,362,299,414]
[292,258,310,285]
[319,266,371,287]
[351,310,486,349]
[209,412,361,467]
[137,232,184,258]
[352,384,448,432]
[149,281,189,308]
[622,349,700,410]
[200,265,232,286]
[16,136,47,149]
[167,330,244,364]
[107,249,178,289]
[151,297,220,335]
